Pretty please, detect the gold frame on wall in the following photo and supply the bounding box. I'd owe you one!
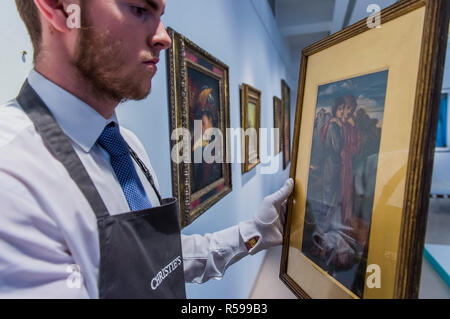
[281,80,292,170]
[166,28,232,228]
[280,0,449,299]
[241,84,262,174]
[273,96,282,156]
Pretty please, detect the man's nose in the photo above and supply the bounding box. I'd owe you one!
[150,21,172,51]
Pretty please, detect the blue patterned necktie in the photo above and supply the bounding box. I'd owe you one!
[97,123,152,211]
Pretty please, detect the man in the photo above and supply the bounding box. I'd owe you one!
[0,0,294,298]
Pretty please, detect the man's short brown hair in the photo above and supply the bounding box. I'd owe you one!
[15,0,42,61]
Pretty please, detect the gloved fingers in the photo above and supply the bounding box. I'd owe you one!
[254,179,294,226]
[273,178,294,204]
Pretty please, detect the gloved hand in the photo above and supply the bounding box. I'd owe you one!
[239,178,294,255]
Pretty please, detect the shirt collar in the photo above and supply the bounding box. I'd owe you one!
[27,69,119,153]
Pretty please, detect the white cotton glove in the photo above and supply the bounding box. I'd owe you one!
[239,178,294,255]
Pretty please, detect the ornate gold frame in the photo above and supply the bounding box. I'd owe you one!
[280,0,449,299]
[166,28,232,228]
[241,83,262,174]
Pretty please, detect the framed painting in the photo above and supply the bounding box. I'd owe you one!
[280,0,449,299]
[273,96,282,156]
[166,28,232,228]
[241,84,261,174]
[282,80,292,170]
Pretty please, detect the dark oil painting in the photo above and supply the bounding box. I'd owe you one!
[187,65,224,207]
[301,70,389,297]
[167,28,232,227]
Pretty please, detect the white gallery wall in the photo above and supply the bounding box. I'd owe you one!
[0,1,34,101]
[0,0,295,299]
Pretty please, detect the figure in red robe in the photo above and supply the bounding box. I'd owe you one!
[340,94,360,225]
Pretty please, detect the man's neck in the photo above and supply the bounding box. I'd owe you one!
[34,61,119,119]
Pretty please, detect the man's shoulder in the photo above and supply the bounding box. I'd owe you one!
[0,99,35,149]
[0,99,53,179]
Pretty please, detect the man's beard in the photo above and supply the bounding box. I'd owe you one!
[73,17,152,103]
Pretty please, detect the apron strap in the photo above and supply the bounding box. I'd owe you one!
[128,147,163,204]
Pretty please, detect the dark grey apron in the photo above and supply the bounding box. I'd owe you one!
[17,80,186,299]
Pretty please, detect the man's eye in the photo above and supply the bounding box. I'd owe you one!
[130,6,148,18]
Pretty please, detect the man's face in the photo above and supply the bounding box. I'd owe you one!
[343,104,354,119]
[336,104,344,119]
[73,0,171,103]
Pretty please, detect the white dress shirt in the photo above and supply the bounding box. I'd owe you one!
[0,70,249,299]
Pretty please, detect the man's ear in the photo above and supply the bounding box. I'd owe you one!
[33,0,71,33]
